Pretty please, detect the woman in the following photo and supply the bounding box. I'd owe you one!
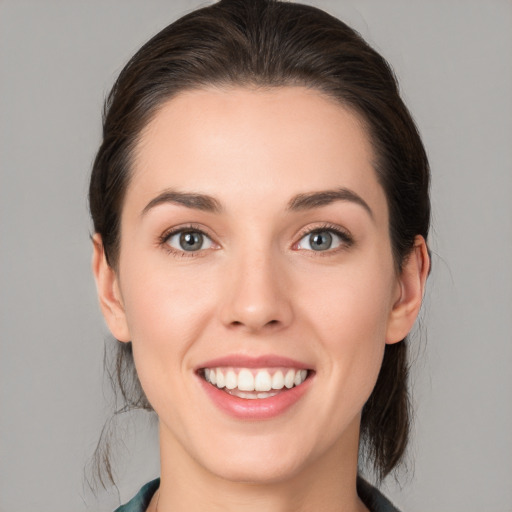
[90,0,430,511]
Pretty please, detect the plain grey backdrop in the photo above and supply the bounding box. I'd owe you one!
[1,1,511,511]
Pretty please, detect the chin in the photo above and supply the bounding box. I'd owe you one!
[187,427,324,486]
[204,453,306,485]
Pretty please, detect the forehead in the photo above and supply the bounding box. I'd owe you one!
[128,86,387,222]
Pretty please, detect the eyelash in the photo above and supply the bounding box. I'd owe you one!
[158,222,354,258]
[293,223,354,254]
[158,223,215,258]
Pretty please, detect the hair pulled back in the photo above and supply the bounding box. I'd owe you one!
[89,0,430,485]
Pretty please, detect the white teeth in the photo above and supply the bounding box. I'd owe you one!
[271,371,284,390]
[233,391,260,399]
[203,367,308,395]
[216,369,225,388]
[284,369,295,389]
[257,391,276,398]
[254,370,272,391]
[225,370,237,390]
[238,369,254,391]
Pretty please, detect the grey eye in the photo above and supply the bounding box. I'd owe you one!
[309,231,333,251]
[297,230,345,252]
[179,231,203,251]
[166,230,213,252]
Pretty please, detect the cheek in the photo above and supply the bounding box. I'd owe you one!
[121,252,218,332]
[118,259,218,381]
[117,261,223,430]
[298,257,396,340]
[295,256,396,395]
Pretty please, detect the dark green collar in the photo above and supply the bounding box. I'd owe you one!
[115,476,401,512]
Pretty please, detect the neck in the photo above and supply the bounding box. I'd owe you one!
[153,420,368,512]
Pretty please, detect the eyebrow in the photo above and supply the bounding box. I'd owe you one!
[287,188,374,219]
[142,189,222,216]
[141,187,373,219]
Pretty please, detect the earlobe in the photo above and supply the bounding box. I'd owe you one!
[386,235,430,344]
[92,234,131,342]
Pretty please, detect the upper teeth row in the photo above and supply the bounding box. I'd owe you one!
[204,368,308,392]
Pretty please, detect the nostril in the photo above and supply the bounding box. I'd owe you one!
[229,319,280,329]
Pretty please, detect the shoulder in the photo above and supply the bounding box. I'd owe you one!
[114,477,399,512]
[357,476,402,512]
[114,479,160,512]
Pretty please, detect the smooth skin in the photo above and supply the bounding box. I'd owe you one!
[93,87,429,512]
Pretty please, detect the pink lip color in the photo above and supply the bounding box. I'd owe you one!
[199,377,312,420]
[196,354,313,420]
[196,354,311,370]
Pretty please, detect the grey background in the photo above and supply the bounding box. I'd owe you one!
[1,1,511,511]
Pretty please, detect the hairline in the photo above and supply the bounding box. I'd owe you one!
[107,82,398,275]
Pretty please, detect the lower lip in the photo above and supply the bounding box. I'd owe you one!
[198,375,313,420]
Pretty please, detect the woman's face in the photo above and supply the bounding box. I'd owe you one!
[96,86,421,484]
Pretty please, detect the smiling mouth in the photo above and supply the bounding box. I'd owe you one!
[200,367,310,399]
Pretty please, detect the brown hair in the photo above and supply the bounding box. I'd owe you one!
[90,0,430,486]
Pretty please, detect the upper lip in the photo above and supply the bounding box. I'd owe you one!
[196,354,312,371]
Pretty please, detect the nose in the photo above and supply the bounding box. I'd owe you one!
[219,248,294,333]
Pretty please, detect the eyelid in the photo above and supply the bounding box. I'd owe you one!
[157,222,353,257]
[158,223,220,257]
[292,222,354,251]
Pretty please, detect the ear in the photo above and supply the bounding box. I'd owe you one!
[386,235,430,344]
[91,234,131,342]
